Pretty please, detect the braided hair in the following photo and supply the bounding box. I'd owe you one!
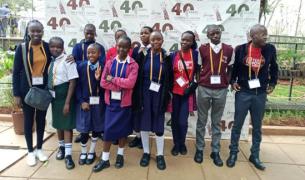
[182,31,197,50]
[23,19,44,43]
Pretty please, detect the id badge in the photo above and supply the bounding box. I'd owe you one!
[89,96,100,105]
[49,90,55,98]
[176,77,187,87]
[32,76,43,85]
[149,81,161,92]
[210,75,221,84]
[111,91,121,100]
[248,79,261,89]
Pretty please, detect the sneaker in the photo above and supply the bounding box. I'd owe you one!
[35,149,48,162]
[27,152,37,166]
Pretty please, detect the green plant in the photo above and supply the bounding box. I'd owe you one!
[277,49,305,69]
[0,49,14,79]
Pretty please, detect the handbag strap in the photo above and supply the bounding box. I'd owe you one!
[21,43,32,87]
[179,51,191,82]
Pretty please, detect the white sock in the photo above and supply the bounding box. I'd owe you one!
[65,143,72,157]
[88,137,98,159]
[117,147,124,155]
[140,131,150,154]
[156,135,164,156]
[135,132,141,138]
[58,140,64,147]
[102,152,110,161]
[80,143,87,159]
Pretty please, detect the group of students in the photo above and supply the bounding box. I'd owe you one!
[13,19,278,173]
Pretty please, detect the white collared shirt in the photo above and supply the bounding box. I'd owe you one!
[52,53,79,86]
[116,55,130,64]
[210,42,222,54]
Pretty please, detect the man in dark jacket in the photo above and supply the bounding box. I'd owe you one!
[226,24,278,171]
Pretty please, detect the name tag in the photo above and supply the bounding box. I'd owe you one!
[176,77,187,87]
[248,79,261,89]
[89,96,100,105]
[111,91,121,100]
[49,90,55,98]
[210,75,221,84]
[32,76,43,85]
[149,81,161,92]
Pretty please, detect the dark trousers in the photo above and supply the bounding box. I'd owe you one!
[22,102,47,152]
[171,94,189,147]
[229,91,267,158]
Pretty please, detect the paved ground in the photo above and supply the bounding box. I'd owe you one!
[1,121,305,180]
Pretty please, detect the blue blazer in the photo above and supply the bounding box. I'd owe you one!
[12,41,52,98]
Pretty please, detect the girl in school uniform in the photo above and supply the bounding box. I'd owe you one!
[12,20,51,166]
[170,31,199,156]
[133,31,173,170]
[129,26,153,149]
[76,43,105,166]
[105,29,133,62]
[48,37,79,169]
[93,36,138,172]
[72,23,105,143]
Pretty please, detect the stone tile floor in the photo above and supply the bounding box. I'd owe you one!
[1,121,305,180]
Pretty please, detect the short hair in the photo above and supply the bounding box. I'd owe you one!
[115,29,127,36]
[87,43,101,52]
[49,36,64,47]
[118,35,132,46]
[84,23,96,31]
[207,24,221,33]
[142,26,153,33]
[250,24,267,37]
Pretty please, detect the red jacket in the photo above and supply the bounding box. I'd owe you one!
[106,46,133,63]
[101,56,139,107]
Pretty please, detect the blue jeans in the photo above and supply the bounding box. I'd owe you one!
[229,90,267,158]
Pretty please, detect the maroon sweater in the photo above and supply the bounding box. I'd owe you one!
[198,43,233,89]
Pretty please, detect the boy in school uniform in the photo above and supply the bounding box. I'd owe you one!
[76,43,106,165]
[93,36,138,172]
[194,25,234,167]
[48,37,79,170]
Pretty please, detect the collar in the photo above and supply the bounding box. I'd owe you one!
[209,42,222,54]
[141,43,151,49]
[87,61,99,69]
[54,53,65,61]
[116,55,130,63]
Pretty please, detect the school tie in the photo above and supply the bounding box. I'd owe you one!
[47,58,55,90]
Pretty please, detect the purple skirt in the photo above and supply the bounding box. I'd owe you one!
[76,102,105,133]
[104,100,132,141]
[139,82,165,133]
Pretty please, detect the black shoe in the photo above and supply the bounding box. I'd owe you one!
[56,146,65,160]
[98,134,104,141]
[112,140,119,145]
[129,137,141,148]
[179,144,187,155]
[210,152,223,167]
[171,145,179,156]
[92,160,110,172]
[249,155,266,171]
[137,140,143,149]
[156,155,166,170]
[139,153,150,167]
[194,149,203,164]
[226,154,238,168]
[86,152,96,165]
[74,134,82,143]
[78,153,87,165]
[65,155,75,170]
[115,154,124,169]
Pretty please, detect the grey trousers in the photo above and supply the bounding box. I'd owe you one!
[196,86,228,152]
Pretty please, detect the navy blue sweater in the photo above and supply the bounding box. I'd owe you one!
[12,41,52,98]
[230,42,278,94]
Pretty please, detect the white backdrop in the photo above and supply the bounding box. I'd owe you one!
[43,0,260,140]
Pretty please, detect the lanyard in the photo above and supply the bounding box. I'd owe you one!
[115,58,126,78]
[150,50,163,84]
[82,43,85,61]
[87,64,99,96]
[248,44,262,79]
[209,46,223,75]
[27,40,47,75]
